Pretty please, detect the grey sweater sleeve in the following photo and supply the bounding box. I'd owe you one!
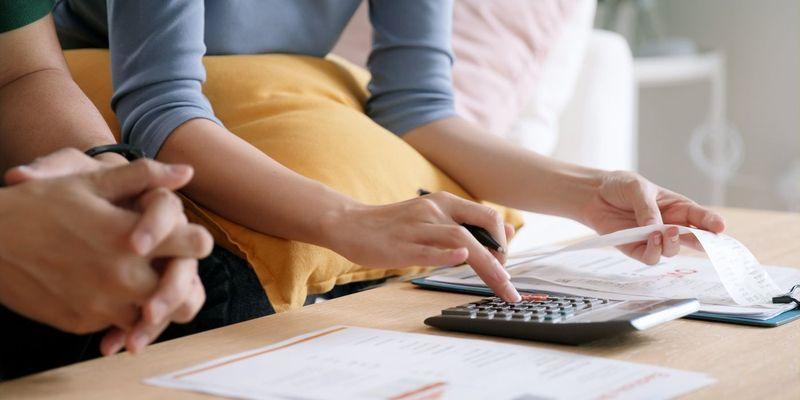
[365,0,457,135]
[107,0,455,156]
[107,0,220,158]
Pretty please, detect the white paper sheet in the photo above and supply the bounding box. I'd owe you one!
[147,326,715,400]
[510,224,784,305]
[429,249,798,319]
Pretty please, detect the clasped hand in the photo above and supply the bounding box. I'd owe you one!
[0,149,213,355]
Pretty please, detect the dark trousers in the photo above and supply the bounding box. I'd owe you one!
[0,246,384,380]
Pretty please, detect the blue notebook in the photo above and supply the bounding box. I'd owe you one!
[411,277,800,327]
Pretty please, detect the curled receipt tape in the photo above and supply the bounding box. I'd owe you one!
[511,224,782,306]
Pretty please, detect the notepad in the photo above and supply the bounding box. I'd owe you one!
[147,326,714,400]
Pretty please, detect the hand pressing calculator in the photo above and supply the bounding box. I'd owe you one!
[424,293,699,344]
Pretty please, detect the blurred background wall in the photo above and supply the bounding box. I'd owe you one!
[635,0,799,211]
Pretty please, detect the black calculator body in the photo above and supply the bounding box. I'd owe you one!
[424,293,699,345]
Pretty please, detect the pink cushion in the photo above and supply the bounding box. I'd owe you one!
[332,0,578,135]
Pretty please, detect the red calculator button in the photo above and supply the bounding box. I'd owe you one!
[521,294,549,302]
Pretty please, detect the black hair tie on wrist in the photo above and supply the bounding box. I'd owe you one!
[85,144,146,161]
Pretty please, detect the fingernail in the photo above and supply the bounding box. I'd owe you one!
[502,281,522,303]
[15,165,39,176]
[706,215,723,231]
[131,332,148,354]
[167,164,191,176]
[131,232,153,255]
[670,234,679,243]
[653,233,662,246]
[108,341,124,355]
[149,300,167,323]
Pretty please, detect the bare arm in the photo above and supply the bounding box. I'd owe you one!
[157,119,357,247]
[404,116,727,264]
[0,14,209,354]
[403,117,603,221]
[158,119,521,301]
[0,15,123,170]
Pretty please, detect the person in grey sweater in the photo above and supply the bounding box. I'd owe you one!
[53,0,725,306]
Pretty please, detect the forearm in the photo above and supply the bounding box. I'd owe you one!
[0,15,119,171]
[0,69,118,170]
[156,119,358,246]
[403,117,604,222]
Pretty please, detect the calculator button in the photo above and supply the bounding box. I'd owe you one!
[521,294,549,302]
[443,308,475,317]
[496,311,514,319]
[543,314,562,322]
[476,310,496,318]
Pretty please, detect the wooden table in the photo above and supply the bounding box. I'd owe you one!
[3,208,800,399]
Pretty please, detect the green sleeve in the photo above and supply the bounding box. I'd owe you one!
[0,0,55,34]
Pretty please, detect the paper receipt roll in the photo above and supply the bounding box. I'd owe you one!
[511,224,782,305]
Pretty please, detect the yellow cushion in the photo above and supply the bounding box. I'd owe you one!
[64,50,523,312]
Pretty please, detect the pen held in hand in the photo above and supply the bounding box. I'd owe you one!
[417,189,505,254]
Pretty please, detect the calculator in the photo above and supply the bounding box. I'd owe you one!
[424,293,699,344]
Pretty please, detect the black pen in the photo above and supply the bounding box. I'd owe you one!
[417,189,505,253]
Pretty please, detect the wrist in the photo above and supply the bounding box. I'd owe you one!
[316,194,367,252]
[556,166,605,224]
[92,152,129,167]
[86,143,144,165]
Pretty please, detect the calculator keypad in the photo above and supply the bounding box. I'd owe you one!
[440,293,611,323]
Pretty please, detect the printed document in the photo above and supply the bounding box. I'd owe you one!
[147,326,714,400]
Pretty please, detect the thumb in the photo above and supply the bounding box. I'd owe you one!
[85,159,193,202]
[629,181,663,226]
